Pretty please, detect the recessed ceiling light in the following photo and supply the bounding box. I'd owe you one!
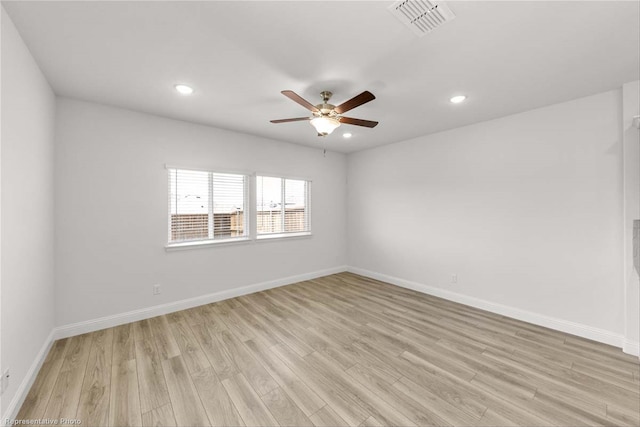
[450,95,467,104]
[174,84,194,95]
[343,132,352,139]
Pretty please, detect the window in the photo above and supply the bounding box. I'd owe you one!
[257,176,310,237]
[168,168,248,245]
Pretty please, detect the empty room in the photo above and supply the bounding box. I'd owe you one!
[1,1,639,426]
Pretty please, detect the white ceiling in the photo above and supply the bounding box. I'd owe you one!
[3,1,639,153]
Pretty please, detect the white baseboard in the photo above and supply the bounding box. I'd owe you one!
[347,266,639,356]
[53,265,348,340]
[623,339,640,359]
[2,330,55,424]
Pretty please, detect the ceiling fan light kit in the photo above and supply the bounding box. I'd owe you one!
[311,116,341,136]
[271,89,378,137]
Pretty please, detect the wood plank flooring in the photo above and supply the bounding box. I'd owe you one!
[16,273,640,426]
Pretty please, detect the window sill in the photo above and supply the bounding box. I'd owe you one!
[256,232,312,241]
[165,237,251,251]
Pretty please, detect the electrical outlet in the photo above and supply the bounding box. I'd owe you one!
[1,369,10,395]
[451,274,458,284]
[153,284,161,295]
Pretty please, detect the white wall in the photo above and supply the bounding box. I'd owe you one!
[54,98,347,327]
[1,6,56,415]
[622,80,639,354]
[348,89,625,341]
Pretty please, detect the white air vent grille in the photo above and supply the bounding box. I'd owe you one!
[389,0,455,36]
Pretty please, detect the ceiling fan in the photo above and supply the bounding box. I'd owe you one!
[271,90,378,137]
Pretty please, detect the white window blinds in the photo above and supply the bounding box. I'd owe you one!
[256,176,310,236]
[168,168,248,243]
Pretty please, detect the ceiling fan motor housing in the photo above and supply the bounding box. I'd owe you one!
[316,91,337,117]
[316,104,337,116]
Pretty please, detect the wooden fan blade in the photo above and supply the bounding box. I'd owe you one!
[334,91,375,114]
[281,90,319,113]
[270,117,311,123]
[339,116,378,128]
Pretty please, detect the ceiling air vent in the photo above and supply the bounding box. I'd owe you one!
[389,0,455,37]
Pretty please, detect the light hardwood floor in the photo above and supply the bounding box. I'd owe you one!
[17,273,640,426]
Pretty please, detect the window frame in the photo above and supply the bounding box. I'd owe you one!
[255,174,312,240]
[166,165,251,249]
